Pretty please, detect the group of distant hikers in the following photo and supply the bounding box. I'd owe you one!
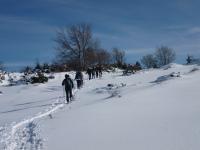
[86,66,102,80]
[62,65,103,104]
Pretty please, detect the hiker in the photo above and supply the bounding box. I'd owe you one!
[87,67,92,80]
[62,74,74,103]
[75,71,83,89]
[92,67,95,79]
[95,66,99,78]
[98,65,102,77]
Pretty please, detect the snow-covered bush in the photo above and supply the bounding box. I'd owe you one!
[31,75,48,84]
[7,74,21,86]
[123,70,133,76]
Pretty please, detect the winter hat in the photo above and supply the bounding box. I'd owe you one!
[65,74,69,78]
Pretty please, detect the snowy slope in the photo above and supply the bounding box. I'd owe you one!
[1,64,200,150]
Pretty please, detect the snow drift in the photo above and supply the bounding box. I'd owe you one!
[1,64,200,150]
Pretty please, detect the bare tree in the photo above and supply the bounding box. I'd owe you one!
[55,23,93,70]
[84,39,101,66]
[155,46,176,67]
[84,48,97,67]
[112,48,125,67]
[141,54,157,68]
[96,49,111,65]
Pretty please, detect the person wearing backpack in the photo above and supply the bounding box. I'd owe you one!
[62,74,74,103]
[75,71,83,89]
[87,67,92,80]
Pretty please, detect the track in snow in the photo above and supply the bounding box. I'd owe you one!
[1,97,64,150]
[1,88,79,150]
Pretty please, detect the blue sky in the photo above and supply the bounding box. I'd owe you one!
[0,0,200,70]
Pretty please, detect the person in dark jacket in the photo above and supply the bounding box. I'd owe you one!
[75,71,83,89]
[98,65,102,77]
[87,67,92,80]
[95,67,99,78]
[91,67,95,79]
[62,74,74,103]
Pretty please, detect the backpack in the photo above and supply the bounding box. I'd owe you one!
[75,72,83,80]
[65,78,72,89]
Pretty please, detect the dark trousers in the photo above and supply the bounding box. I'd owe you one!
[65,89,72,103]
[76,80,83,89]
[96,72,99,78]
[92,73,95,79]
[88,74,91,80]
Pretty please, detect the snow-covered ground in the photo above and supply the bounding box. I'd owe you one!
[1,64,200,150]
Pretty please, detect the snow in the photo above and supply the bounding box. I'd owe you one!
[1,64,200,150]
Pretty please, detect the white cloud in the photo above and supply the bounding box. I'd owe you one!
[0,15,56,34]
[125,48,154,55]
[188,27,200,34]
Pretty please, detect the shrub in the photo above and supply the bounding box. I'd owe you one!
[31,75,48,84]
